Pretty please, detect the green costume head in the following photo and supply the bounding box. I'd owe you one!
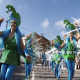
[64,19,76,35]
[6,5,21,26]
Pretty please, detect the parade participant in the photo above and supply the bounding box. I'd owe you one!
[24,58,32,80]
[0,5,32,80]
[24,38,34,80]
[53,19,80,80]
[42,51,46,69]
[54,50,62,80]
[24,38,39,80]
[46,55,51,71]
[51,52,55,72]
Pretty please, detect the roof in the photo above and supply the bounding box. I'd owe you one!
[22,32,50,45]
[22,33,32,39]
[25,33,32,37]
[35,33,50,44]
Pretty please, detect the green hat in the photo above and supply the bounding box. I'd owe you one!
[64,19,76,35]
[6,5,21,26]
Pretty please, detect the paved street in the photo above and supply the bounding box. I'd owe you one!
[12,63,80,80]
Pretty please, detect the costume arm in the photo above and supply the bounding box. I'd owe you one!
[59,42,66,49]
[20,38,30,56]
[74,34,80,41]
[52,40,65,49]
[0,18,4,37]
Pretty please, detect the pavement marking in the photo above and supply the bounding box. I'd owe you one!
[32,70,35,80]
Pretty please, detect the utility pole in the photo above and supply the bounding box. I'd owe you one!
[50,32,52,48]
[41,33,43,51]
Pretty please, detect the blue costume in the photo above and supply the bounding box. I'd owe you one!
[54,19,77,80]
[42,52,46,69]
[55,51,63,80]
[51,53,55,72]
[24,35,39,80]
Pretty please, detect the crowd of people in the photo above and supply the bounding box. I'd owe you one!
[41,21,80,80]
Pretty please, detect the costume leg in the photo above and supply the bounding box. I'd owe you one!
[28,63,32,76]
[44,60,46,69]
[42,60,44,68]
[1,64,8,80]
[51,61,52,71]
[52,61,54,71]
[5,65,16,80]
[65,60,72,80]
[55,64,57,77]
[55,64,58,77]
[58,65,61,80]
[71,61,75,78]
[56,64,58,78]
[25,63,28,79]
[47,60,49,70]
[49,60,51,69]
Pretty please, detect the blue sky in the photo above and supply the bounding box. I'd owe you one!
[0,0,80,40]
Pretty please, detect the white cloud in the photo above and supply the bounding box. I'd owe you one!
[0,0,2,3]
[72,18,80,25]
[19,6,21,10]
[54,20,66,28]
[23,4,28,8]
[41,19,49,29]
[60,31,65,36]
[54,18,80,29]
[19,4,28,10]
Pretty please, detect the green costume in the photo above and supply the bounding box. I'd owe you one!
[63,41,75,61]
[55,54,61,64]
[24,58,32,63]
[51,54,55,61]
[0,35,20,66]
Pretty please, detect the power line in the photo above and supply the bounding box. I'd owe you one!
[0,14,65,37]
[19,27,34,32]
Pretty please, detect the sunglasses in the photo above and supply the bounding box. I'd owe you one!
[70,33,73,34]
[11,22,16,24]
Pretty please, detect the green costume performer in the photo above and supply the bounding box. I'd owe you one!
[55,51,62,80]
[51,53,55,72]
[63,41,75,61]
[0,34,20,66]
[24,58,32,80]
[0,5,31,80]
[53,19,80,80]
